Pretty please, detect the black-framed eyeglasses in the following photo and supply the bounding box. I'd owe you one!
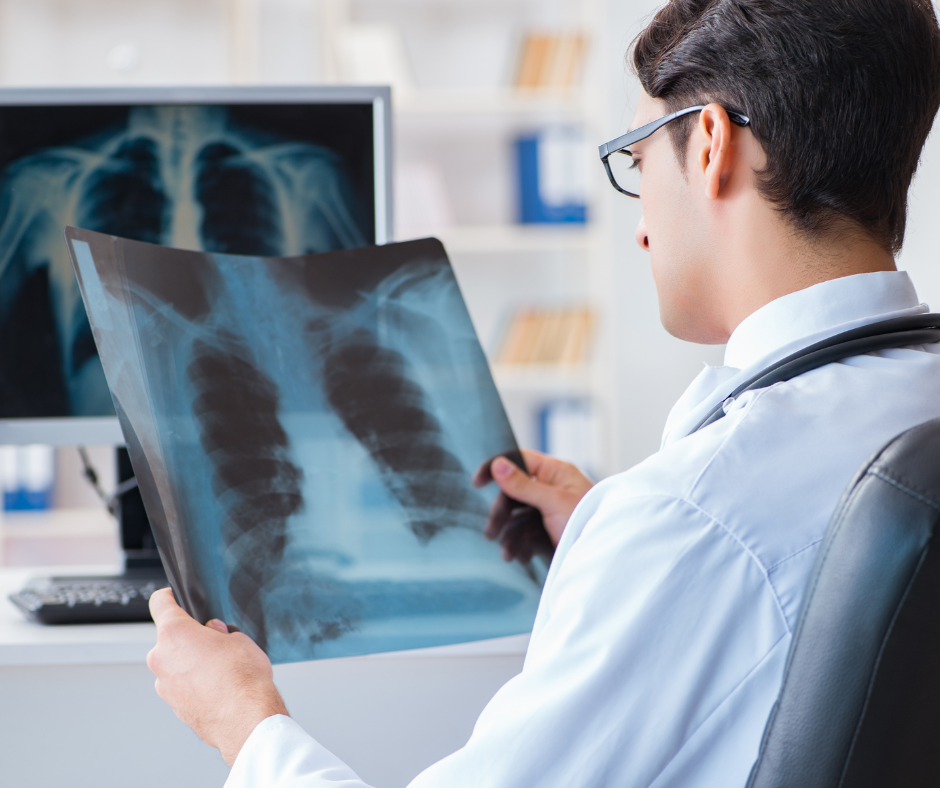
[598,105,750,198]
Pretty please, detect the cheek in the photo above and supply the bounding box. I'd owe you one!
[636,147,701,292]
[639,158,684,250]
[643,189,682,273]
[645,191,702,308]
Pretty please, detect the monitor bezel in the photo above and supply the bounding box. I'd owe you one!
[0,84,394,447]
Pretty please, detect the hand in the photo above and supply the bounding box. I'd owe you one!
[147,588,288,766]
[473,449,594,561]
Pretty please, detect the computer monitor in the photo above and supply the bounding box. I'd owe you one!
[0,85,393,447]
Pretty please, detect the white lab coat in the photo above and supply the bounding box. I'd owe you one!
[226,271,940,788]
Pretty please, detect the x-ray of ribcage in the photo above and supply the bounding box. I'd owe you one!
[0,105,369,417]
[66,228,545,663]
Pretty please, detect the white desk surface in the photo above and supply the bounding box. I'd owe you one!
[0,566,529,668]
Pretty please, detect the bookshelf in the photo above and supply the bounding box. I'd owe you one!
[491,364,593,395]
[0,0,623,478]
[436,224,598,254]
[395,88,598,117]
[319,0,615,475]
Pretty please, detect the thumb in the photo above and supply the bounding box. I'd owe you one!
[149,587,190,630]
[205,618,230,634]
[491,456,556,510]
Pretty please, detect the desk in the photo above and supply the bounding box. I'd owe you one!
[0,567,528,788]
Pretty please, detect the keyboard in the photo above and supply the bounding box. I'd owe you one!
[8,570,169,624]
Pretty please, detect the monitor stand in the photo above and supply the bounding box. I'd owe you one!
[115,447,166,578]
[114,447,167,582]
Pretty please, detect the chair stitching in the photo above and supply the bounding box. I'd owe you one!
[870,468,940,514]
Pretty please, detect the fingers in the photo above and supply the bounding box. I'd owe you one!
[149,587,191,631]
[476,451,591,560]
[499,514,537,563]
[205,619,229,634]
[472,457,494,488]
[470,460,493,487]
[517,449,559,484]
[473,450,533,488]
[491,456,558,511]
[498,510,555,563]
[519,448,593,487]
[484,490,514,540]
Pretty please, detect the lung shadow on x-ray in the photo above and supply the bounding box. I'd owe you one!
[271,244,490,542]
[322,327,487,541]
[187,332,305,650]
[76,137,169,245]
[195,142,283,256]
[69,137,171,386]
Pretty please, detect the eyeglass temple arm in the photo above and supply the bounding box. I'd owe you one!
[598,105,750,160]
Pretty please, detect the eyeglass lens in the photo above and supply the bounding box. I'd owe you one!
[607,149,641,197]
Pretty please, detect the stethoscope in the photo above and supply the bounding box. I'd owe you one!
[690,313,940,434]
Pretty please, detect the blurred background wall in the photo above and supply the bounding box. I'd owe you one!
[0,0,936,509]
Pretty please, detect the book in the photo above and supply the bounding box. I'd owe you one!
[0,445,55,511]
[515,126,588,224]
[496,307,594,366]
[65,228,547,664]
[514,32,588,91]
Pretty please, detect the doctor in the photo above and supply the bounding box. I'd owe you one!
[147,0,940,785]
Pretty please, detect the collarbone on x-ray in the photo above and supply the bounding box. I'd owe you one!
[67,228,546,663]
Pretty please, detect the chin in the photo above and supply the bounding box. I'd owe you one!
[659,300,728,345]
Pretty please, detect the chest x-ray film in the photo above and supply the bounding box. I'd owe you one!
[0,101,373,419]
[65,227,545,663]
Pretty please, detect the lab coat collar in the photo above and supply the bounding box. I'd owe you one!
[662,270,927,447]
[724,271,924,370]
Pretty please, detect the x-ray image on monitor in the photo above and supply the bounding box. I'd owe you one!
[0,98,375,421]
[66,228,545,663]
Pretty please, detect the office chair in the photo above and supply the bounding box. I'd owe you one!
[747,418,940,788]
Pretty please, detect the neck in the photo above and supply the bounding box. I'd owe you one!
[714,209,896,341]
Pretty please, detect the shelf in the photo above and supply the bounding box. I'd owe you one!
[394,88,599,118]
[415,224,597,254]
[0,508,119,568]
[1,507,115,538]
[491,363,593,395]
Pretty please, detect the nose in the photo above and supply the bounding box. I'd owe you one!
[634,213,650,251]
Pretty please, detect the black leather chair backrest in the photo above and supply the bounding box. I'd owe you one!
[747,417,940,788]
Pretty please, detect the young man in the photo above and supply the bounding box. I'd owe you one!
[147,1,940,785]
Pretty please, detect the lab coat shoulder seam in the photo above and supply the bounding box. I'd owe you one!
[572,490,792,631]
[677,495,792,633]
[765,538,824,575]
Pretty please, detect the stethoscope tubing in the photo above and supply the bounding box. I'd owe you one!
[691,315,940,434]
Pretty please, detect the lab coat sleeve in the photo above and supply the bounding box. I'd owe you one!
[227,714,373,788]
[227,487,792,788]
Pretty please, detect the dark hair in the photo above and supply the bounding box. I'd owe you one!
[632,0,940,252]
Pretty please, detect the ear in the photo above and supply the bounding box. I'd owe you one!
[694,103,735,200]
